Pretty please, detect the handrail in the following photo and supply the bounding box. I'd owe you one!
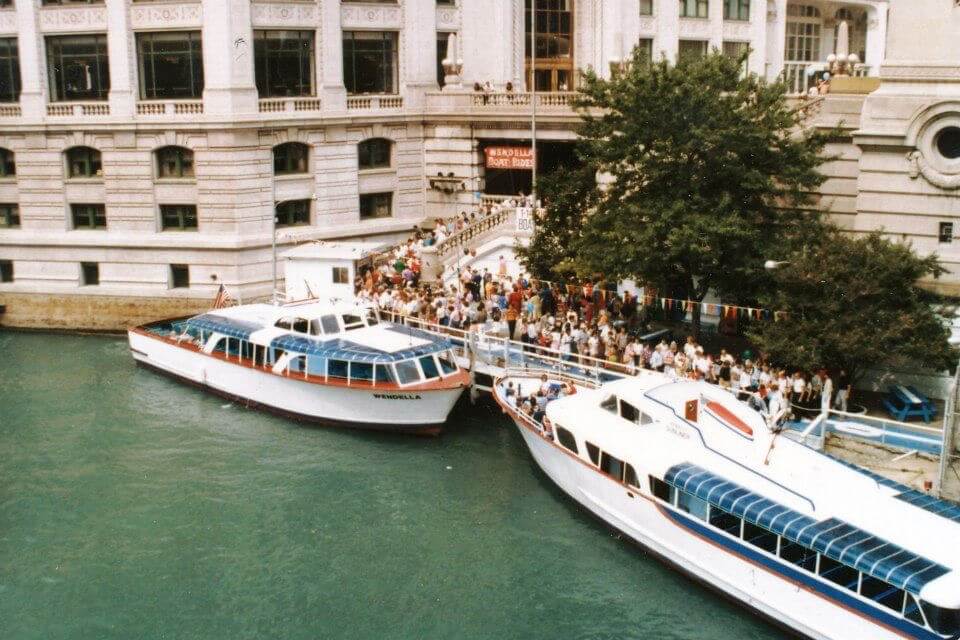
[433,208,511,260]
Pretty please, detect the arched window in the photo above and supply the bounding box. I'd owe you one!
[358,138,391,170]
[65,146,102,178]
[0,147,14,177]
[155,146,194,179]
[273,142,309,175]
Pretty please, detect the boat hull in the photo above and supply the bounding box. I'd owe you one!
[498,396,924,640]
[129,330,465,436]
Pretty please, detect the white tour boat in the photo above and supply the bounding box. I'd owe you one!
[128,299,469,435]
[494,371,960,639]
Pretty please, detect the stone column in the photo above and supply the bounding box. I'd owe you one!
[319,0,346,111]
[461,0,514,88]
[401,0,437,108]
[863,2,887,74]
[105,0,136,117]
[658,0,681,63]
[15,0,45,118]
[748,0,768,76]
[708,0,724,51]
[766,0,788,81]
[600,0,624,78]
[201,0,258,116]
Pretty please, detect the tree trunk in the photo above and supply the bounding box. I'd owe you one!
[691,301,702,342]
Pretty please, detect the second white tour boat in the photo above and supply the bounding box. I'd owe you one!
[128,299,469,435]
[494,371,960,640]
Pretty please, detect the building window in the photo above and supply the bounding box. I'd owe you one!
[525,0,574,91]
[639,0,653,15]
[273,142,309,175]
[679,0,708,18]
[0,203,18,228]
[276,199,310,227]
[0,147,12,176]
[65,146,102,178]
[359,192,392,220]
[785,11,821,62]
[936,127,960,161]
[332,267,349,284]
[137,31,204,99]
[636,39,653,65]
[46,34,110,102]
[678,40,709,62]
[71,204,106,229]
[724,0,749,20]
[170,264,189,288]
[155,146,194,178]
[254,30,315,98]
[358,138,391,170]
[160,204,198,230]
[0,37,21,103]
[342,31,398,95]
[81,262,99,286]
[42,0,105,4]
[0,259,11,283]
[940,222,953,244]
[436,32,450,88]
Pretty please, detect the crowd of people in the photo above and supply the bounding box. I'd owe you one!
[354,201,853,423]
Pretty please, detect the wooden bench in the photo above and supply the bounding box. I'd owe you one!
[882,384,937,423]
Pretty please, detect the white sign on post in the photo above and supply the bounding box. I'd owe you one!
[515,207,535,234]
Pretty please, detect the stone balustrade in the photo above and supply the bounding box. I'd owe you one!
[136,100,204,116]
[46,102,110,117]
[346,95,404,111]
[258,98,323,114]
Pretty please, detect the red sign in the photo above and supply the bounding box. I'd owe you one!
[484,146,535,170]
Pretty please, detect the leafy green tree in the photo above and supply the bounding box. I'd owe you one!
[750,229,958,385]
[519,48,832,335]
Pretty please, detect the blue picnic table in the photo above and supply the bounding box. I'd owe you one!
[882,384,937,423]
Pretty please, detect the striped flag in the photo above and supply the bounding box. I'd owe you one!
[212,284,234,309]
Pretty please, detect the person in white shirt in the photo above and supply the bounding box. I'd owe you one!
[649,348,664,372]
[791,372,806,404]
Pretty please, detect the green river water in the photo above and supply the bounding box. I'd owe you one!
[0,332,783,640]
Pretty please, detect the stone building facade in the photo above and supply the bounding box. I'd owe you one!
[0,0,910,328]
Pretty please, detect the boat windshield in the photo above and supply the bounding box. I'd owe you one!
[395,360,421,385]
[342,314,364,331]
[438,351,458,375]
[366,310,379,326]
[320,315,340,334]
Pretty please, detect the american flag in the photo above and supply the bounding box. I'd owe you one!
[212,284,234,309]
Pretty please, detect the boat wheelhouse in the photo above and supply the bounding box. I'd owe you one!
[128,300,468,434]
[494,372,960,639]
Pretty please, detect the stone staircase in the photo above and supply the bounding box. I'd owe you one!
[420,207,532,282]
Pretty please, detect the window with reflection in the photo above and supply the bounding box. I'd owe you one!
[46,34,110,101]
[160,204,198,230]
[524,0,574,91]
[680,0,708,18]
[273,142,309,175]
[275,199,310,227]
[359,192,392,220]
[254,30,315,97]
[71,203,107,229]
[342,31,398,94]
[155,146,194,179]
[358,138,391,170]
[65,146,102,178]
[137,31,204,99]
[0,148,14,177]
[0,203,19,228]
[0,37,21,103]
[724,0,749,20]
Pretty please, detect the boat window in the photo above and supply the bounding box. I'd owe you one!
[309,318,325,336]
[677,490,709,521]
[600,395,618,413]
[904,594,927,628]
[556,426,578,454]
[619,400,640,424]
[600,452,625,482]
[649,476,673,503]
[366,310,379,326]
[585,442,600,466]
[274,318,292,330]
[342,314,364,330]
[624,464,640,489]
[211,337,226,354]
[321,315,340,334]
[253,344,266,367]
[350,362,374,382]
[742,521,778,554]
[817,556,859,592]
[860,575,905,613]
[419,355,440,380]
[779,540,817,572]
[374,364,395,384]
[292,318,309,334]
[288,355,307,375]
[307,357,326,376]
[438,351,459,375]
[921,601,960,636]
[395,360,421,385]
[328,359,349,379]
[708,507,742,537]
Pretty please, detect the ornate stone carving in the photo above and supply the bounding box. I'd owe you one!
[678,18,711,38]
[340,3,402,29]
[638,16,655,33]
[0,10,16,34]
[131,3,202,30]
[38,6,108,31]
[250,2,317,27]
[436,5,460,29]
[907,151,960,190]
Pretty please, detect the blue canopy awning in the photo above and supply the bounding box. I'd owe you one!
[664,462,950,595]
[269,332,451,364]
[185,314,261,341]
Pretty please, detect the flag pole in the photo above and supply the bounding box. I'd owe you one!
[530,1,538,207]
